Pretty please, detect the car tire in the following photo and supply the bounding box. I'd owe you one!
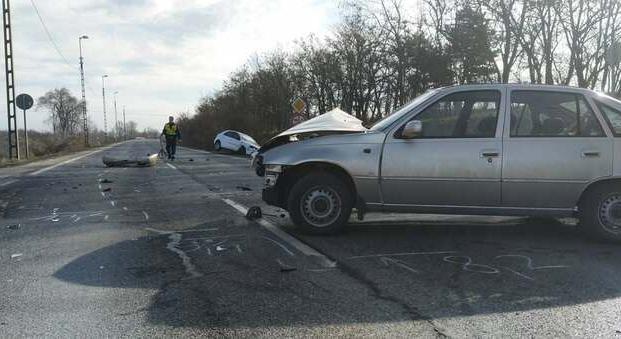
[579,184,621,242]
[214,140,221,151]
[238,146,246,156]
[287,172,353,235]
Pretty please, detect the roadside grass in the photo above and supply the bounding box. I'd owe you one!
[0,131,111,167]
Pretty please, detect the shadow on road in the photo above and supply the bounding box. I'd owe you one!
[53,218,621,329]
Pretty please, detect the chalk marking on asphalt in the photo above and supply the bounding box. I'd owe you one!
[110,201,116,207]
[100,192,106,197]
[347,251,458,260]
[104,215,109,221]
[167,233,203,279]
[123,206,128,211]
[222,198,336,268]
[0,179,17,187]
[29,147,111,176]
[145,227,219,234]
[98,184,102,190]
[142,211,149,221]
[166,163,177,170]
[235,244,243,253]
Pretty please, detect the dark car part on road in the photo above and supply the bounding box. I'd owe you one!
[287,172,353,235]
[6,224,20,230]
[246,206,262,219]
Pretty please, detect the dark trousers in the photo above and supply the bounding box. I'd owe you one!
[165,139,177,158]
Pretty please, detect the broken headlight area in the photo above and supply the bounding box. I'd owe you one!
[264,164,283,188]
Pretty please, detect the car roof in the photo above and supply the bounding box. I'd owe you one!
[435,83,596,95]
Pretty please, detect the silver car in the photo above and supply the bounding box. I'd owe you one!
[255,84,621,241]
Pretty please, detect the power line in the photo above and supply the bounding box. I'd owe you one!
[28,0,74,70]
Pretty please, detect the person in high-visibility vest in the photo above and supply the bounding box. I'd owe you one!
[161,116,181,160]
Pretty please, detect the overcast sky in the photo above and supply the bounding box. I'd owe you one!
[0,0,341,132]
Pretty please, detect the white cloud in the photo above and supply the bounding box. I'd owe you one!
[0,0,341,133]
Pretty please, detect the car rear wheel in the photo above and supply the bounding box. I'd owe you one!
[579,184,621,242]
[214,140,221,151]
[287,172,353,235]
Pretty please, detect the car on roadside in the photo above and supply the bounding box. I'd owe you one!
[214,130,260,156]
[253,84,621,242]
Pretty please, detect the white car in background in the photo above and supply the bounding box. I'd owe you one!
[214,130,260,156]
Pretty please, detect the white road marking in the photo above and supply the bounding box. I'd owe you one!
[222,198,336,268]
[110,201,116,207]
[123,206,128,211]
[100,192,106,197]
[104,215,109,221]
[29,146,112,176]
[142,211,149,221]
[0,180,17,187]
[166,163,177,170]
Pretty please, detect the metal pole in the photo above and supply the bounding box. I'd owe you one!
[101,75,108,141]
[2,0,19,159]
[113,91,118,141]
[79,35,89,146]
[123,106,126,140]
[22,108,27,158]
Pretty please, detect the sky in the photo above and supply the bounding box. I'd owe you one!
[0,0,341,132]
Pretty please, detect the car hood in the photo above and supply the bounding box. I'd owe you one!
[259,108,368,152]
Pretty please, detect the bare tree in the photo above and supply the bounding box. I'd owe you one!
[37,88,82,137]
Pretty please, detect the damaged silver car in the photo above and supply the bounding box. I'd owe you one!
[254,84,621,241]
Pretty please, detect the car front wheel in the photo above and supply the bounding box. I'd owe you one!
[287,172,353,235]
[214,140,221,151]
[580,184,621,242]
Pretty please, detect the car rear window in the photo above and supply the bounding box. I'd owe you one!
[596,100,621,136]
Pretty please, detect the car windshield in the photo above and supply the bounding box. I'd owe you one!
[369,89,439,131]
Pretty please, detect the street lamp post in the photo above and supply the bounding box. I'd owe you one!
[101,74,108,141]
[78,35,89,146]
[113,91,119,141]
[123,106,127,140]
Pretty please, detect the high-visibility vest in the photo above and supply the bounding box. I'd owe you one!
[164,123,178,136]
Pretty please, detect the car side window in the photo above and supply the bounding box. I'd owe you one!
[596,101,621,136]
[411,90,500,138]
[510,91,604,137]
[225,131,240,140]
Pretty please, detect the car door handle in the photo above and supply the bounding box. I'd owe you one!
[581,150,600,158]
[480,151,500,158]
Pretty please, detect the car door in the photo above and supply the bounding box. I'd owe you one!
[223,131,237,150]
[501,89,613,209]
[380,89,505,207]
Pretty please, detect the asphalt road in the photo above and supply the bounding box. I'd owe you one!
[1,139,620,337]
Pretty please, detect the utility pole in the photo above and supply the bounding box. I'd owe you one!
[79,35,89,146]
[2,0,18,159]
[122,106,126,140]
[101,74,108,140]
[113,91,118,141]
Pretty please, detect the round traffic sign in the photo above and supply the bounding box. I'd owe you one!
[16,93,33,110]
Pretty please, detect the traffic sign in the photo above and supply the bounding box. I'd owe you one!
[292,97,306,114]
[16,93,33,110]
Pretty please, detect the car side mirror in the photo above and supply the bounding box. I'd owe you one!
[401,120,423,139]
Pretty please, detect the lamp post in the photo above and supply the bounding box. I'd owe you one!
[113,91,119,141]
[101,74,108,140]
[123,106,127,140]
[78,35,89,146]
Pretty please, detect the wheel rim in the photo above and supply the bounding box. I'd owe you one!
[598,193,621,234]
[215,141,220,150]
[300,186,342,228]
